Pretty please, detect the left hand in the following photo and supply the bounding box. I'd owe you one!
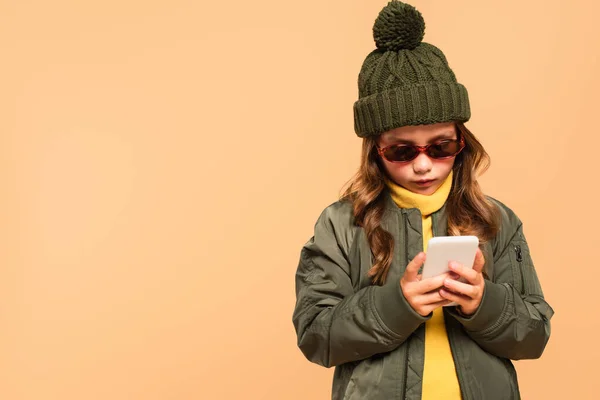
[439,248,486,316]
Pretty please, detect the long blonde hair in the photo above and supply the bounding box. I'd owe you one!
[341,122,500,285]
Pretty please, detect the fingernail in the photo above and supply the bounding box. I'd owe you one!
[449,262,457,269]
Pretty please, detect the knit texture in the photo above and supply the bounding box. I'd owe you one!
[354,1,470,137]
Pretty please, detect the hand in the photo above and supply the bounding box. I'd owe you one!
[400,252,455,317]
[439,248,486,316]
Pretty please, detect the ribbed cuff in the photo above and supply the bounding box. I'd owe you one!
[373,278,429,338]
[353,82,470,137]
[448,281,508,332]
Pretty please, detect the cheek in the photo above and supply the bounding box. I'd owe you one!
[382,161,412,181]
[440,159,456,170]
[435,159,456,175]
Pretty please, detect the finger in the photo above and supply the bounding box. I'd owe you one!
[415,289,447,305]
[403,252,426,282]
[422,299,453,315]
[448,261,479,285]
[443,277,480,299]
[439,288,471,306]
[472,248,485,274]
[415,272,453,294]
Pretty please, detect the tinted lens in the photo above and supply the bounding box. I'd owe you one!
[384,145,419,162]
[427,141,462,158]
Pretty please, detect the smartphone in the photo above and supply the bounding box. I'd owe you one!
[422,236,479,306]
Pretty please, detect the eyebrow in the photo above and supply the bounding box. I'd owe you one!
[387,131,457,145]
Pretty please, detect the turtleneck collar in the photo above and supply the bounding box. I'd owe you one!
[386,170,453,216]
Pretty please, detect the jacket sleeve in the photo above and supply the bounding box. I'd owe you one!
[292,204,428,368]
[448,210,554,360]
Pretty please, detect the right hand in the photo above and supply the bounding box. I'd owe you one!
[400,252,455,317]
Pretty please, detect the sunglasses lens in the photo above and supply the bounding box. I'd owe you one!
[381,140,463,162]
[384,145,418,162]
[428,141,462,158]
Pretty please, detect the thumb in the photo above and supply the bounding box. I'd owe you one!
[473,248,485,274]
[403,252,425,282]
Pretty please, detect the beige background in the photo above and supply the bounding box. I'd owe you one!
[1,0,598,399]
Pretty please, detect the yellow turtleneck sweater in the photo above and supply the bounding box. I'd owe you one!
[387,171,461,399]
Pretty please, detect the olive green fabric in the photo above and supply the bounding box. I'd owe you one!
[292,195,554,399]
[354,1,471,137]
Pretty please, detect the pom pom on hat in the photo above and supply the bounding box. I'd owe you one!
[373,1,425,51]
[354,1,471,137]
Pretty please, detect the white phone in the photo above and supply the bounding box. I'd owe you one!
[421,236,479,306]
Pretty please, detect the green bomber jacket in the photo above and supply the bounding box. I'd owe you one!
[292,194,554,400]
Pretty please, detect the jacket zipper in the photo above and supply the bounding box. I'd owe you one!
[447,321,471,400]
[514,245,525,293]
[435,213,469,399]
[515,245,523,262]
[401,210,409,399]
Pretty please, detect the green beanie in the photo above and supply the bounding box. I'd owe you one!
[353,1,471,137]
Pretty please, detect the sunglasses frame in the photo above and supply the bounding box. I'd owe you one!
[376,137,466,163]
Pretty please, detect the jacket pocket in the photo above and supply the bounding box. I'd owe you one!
[332,361,359,400]
[342,356,384,400]
[340,347,407,400]
[501,358,521,399]
[342,379,356,400]
[509,244,525,294]
[508,235,542,296]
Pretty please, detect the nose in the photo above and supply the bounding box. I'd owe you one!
[412,152,433,174]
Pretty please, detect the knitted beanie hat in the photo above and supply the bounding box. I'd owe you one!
[353,1,471,138]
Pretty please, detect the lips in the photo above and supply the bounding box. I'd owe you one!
[414,179,436,187]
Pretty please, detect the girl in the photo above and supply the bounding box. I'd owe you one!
[292,2,554,399]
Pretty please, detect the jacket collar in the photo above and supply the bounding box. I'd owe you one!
[383,190,449,236]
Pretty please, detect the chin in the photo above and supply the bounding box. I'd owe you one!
[411,183,441,196]
[416,188,436,195]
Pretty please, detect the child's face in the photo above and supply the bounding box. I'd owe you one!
[376,122,458,195]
